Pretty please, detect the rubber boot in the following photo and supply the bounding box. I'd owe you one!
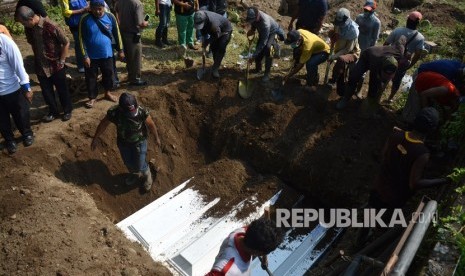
[125,172,140,186]
[162,28,172,46]
[155,29,164,48]
[142,168,153,191]
[336,96,350,110]
[212,66,220,78]
[262,57,272,82]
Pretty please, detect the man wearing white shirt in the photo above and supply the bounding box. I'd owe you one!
[0,33,34,154]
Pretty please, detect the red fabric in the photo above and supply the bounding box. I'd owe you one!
[233,231,251,263]
[205,270,225,276]
[205,258,235,276]
[415,72,460,106]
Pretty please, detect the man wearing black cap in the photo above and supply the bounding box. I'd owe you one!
[356,107,451,245]
[91,92,161,192]
[194,10,232,78]
[283,29,330,86]
[336,36,407,110]
[245,7,285,82]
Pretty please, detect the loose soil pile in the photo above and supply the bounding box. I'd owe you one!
[0,0,460,275]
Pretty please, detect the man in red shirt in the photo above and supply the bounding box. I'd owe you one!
[402,71,463,124]
[205,218,283,276]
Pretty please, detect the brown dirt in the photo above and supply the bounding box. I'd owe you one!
[0,0,460,275]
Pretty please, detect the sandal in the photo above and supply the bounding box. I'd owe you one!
[105,93,118,103]
[85,99,96,108]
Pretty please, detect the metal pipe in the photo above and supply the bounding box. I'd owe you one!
[360,255,384,269]
[342,255,362,276]
[390,200,438,276]
[382,200,426,274]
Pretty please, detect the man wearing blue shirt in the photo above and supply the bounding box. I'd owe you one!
[417,59,465,87]
[79,0,124,108]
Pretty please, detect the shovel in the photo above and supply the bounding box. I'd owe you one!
[196,52,206,80]
[238,34,255,99]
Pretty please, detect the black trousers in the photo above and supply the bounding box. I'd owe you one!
[0,89,33,142]
[85,57,114,99]
[37,68,73,115]
[210,31,232,69]
[254,34,278,73]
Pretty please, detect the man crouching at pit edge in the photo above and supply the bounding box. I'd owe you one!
[91,92,161,192]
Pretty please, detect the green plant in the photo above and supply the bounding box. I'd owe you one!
[440,105,465,145]
[0,17,24,35]
[451,25,465,60]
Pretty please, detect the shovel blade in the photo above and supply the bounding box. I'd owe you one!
[184,58,194,68]
[196,68,205,80]
[238,80,253,99]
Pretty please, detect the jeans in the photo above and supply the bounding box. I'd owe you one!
[71,29,84,69]
[117,140,148,173]
[156,4,171,40]
[37,68,73,115]
[0,89,33,142]
[305,51,329,85]
[175,13,194,46]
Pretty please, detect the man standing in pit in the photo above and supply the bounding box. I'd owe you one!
[205,218,283,276]
[0,33,34,154]
[288,0,328,35]
[282,29,330,86]
[17,6,73,122]
[356,107,452,245]
[384,11,425,103]
[245,7,285,82]
[91,92,161,192]
[194,10,232,78]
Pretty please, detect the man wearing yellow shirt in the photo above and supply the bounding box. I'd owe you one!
[283,29,330,86]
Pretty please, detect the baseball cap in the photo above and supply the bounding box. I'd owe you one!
[413,107,439,134]
[407,11,422,21]
[246,8,257,22]
[284,30,301,45]
[363,0,377,11]
[194,11,207,30]
[335,8,350,26]
[382,56,398,74]
[119,92,138,117]
[90,0,105,7]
